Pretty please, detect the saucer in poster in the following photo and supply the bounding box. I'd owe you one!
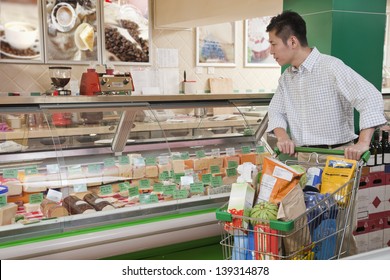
[0,36,40,59]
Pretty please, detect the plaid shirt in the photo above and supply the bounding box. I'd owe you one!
[267,48,386,146]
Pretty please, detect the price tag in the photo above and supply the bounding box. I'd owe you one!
[210,165,220,174]
[171,152,181,160]
[241,146,251,154]
[211,148,220,157]
[46,189,62,203]
[173,190,188,199]
[100,184,113,195]
[3,169,18,179]
[73,183,87,193]
[25,166,38,176]
[88,164,101,174]
[104,158,116,168]
[174,173,185,183]
[159,171,170,181]
[163,185,176,195]
[153,183,164,193]
[180,152,190,160]
[228,161,238,169]
[211,176,223,187]
[0,195,6,207]
[256,146,265,153]
[244,128,254,135]
[226,168,237,177]
[118,155,130,165]
[139,179,151,190]
[190,182,204,194]
[196,150,206,158]
[46,164,59,174]
[128,186,139,197]
[180,175,194,186]
[118,182,130,192]
[226,147,235,156]
[68,165,82,175]
[29,193,43,204]
[140,194,158,204]
[202,173,212,184]
[145,157,157,166]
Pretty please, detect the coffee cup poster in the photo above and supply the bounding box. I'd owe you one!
[196,22,237,67]
[45,0,99,63]
[244,16,279,67]
[0,0,43,62]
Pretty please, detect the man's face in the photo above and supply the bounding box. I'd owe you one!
[268,30,293,66]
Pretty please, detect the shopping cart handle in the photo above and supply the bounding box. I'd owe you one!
[273,147,370,163]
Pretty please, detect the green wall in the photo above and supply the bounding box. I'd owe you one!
[284,0,386,89]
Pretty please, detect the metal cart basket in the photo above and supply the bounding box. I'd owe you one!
[216,147,369,260]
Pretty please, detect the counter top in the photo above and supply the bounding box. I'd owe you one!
[0,93,274,106]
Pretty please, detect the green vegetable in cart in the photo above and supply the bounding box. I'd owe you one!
[250,201,278,225]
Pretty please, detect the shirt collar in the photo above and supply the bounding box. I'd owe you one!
[290,47,320,74]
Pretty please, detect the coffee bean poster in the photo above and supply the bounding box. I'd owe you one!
[103,0,150,64]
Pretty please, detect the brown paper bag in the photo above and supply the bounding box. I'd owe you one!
[277,184,311,257]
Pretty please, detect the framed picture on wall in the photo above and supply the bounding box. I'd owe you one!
[196,22,237,67]
[43,0,101,64]
[244,16,279,67]
[102,0,151,65]
[0,0,44,64]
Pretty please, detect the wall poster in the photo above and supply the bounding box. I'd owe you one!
[196,22,237,67]
[0,0,43,63]
[244,16,279,67]
[44,0,100,64]
[103,0,150,65]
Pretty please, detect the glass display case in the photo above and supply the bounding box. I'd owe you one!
[0,93,272,259]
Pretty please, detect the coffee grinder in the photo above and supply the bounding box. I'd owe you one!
[49,66,73,126]
[49,66,72,96]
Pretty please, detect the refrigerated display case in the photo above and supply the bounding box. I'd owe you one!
[0,93,272,259]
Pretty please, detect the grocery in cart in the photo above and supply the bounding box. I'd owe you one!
[216,147,369,260]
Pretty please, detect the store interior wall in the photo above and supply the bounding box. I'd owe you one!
[0,16,281,95]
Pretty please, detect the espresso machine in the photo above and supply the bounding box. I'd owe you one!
[79,67,134,96]
[98,72,135,95]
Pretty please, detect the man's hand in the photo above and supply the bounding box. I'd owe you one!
[274,128,295,155]
[344,142,369,161]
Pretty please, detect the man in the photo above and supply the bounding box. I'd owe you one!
[266,10,387,258]
[266,11,386,161]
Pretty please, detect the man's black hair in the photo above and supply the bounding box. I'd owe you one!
[266,10,308,47]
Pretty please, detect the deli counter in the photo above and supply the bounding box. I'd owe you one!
[0,93,272,260]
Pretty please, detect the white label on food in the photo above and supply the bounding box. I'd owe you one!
[181,175,194,186]
[257,174,277,202]
[272,166,293,181]
[95,198,104,204]
[75,200,88,205]
[46,189,62,203]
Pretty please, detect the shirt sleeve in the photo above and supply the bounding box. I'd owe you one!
[266,79,289,133]
[332,60,387,130]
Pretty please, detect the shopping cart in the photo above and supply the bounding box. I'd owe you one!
[216,147,370,260]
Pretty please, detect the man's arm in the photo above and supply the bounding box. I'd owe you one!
[344,127,374,160]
